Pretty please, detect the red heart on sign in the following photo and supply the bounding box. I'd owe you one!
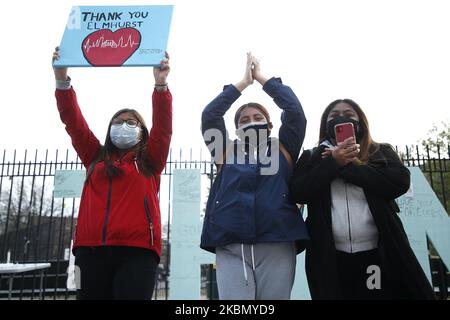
[82,28,141,66]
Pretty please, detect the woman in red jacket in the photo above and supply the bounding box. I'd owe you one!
[52,48,172,300]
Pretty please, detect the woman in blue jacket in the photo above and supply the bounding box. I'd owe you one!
[200,53,308,300]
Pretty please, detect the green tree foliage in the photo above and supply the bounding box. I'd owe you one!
[421,121,450,155]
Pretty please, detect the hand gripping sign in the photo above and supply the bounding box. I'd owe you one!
[53,5,173,67]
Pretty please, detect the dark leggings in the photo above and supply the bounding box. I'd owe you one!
[74,246,159,300]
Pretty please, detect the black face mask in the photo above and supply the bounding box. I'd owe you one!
[236,122,270,143]
[326,116,361,140]
[236,123,271,162]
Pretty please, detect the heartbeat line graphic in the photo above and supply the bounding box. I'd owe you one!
[83,34,140,53]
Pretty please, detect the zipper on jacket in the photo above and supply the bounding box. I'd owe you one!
[144,196,154,246]
[102,176,113,245]
[344,182,353,253]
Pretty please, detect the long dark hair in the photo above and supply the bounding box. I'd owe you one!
[87,108,154,181]
[319,99,379,164]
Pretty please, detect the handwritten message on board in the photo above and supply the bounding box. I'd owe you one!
[53,170,85,198]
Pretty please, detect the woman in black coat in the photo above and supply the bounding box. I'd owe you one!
[290,99,435,300]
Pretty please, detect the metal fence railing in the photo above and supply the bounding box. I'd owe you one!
[398,144,450,213]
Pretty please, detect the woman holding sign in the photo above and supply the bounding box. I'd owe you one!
[200,53,309,300]
[289,99,435,299]
[52,48,172,300]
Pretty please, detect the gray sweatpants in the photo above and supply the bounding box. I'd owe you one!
[215,242,296,300]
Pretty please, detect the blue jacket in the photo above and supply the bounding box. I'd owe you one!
[200,77,309,253]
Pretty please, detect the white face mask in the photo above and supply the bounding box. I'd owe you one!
[110,123,142,149]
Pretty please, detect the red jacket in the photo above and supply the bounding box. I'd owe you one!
[55,87,172,257]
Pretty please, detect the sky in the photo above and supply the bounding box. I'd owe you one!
[1,0,449,156]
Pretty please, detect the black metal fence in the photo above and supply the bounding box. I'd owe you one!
[0,145,448,300]
[398,145,450,213]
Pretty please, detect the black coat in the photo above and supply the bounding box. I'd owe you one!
[290,143,435,300]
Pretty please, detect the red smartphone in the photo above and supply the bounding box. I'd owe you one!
[335,122,356,144]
